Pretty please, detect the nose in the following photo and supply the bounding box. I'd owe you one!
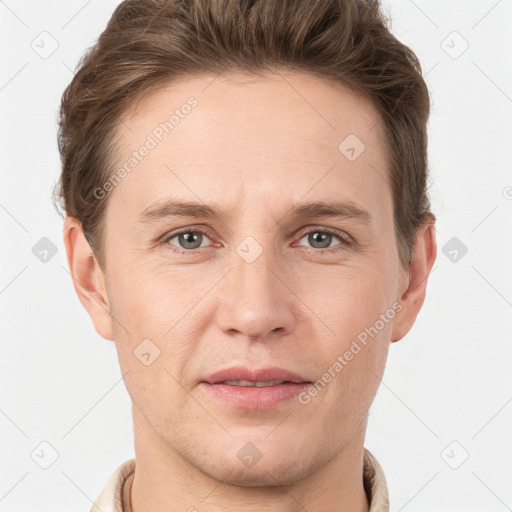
[214,240,298,343]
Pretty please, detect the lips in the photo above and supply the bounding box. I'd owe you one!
[200,366,312,409]
[202,366,310,385]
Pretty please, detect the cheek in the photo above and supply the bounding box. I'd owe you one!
[306,258,398,339]
[300,265,395,410]
[108,262,204,336]
[107,264,214,407]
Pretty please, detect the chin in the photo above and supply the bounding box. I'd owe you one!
[190,443,319,488]
[204,459,310,488]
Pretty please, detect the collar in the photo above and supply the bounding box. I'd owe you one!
[90,447,389,511]
[363,447,390,511]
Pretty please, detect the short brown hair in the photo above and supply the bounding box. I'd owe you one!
[54,0,434,270]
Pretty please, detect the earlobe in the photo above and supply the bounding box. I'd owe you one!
[62,217,114,341]
[391,216,437,343]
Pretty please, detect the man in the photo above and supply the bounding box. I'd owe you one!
[56,0,437,510]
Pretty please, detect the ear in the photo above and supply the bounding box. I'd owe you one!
[62,217,114,341]
[391,215,437,343]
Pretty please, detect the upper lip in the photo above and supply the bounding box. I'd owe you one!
[202,366,311,384]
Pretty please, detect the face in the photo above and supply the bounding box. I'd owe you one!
[79,71,416,486]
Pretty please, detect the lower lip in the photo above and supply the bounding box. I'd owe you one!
[201,382,310,410]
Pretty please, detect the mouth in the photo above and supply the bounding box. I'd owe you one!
[200,366,312,410]
[202,366,310,384]
[217,379,295,387]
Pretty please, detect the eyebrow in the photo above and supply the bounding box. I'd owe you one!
[136,198,371,225]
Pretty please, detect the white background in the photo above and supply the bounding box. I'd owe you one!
[0,0,511,510]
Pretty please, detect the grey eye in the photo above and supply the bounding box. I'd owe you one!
[168,231,208,250]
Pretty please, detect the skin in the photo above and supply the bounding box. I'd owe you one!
[63,70,437,512]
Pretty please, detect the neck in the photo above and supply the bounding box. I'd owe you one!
[127,410,370,512]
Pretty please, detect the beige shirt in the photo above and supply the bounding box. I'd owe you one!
[90,447,389,511]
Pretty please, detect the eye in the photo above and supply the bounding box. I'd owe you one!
[294,227,352,252]
[160,226,353,255]
[163,229,213,253]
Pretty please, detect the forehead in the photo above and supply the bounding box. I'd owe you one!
[106,70,391,226]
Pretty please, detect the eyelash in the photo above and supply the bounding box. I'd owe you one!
[160,226,353,255]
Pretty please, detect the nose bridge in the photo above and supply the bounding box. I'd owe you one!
[215,234,295,340]
[233,235,279,298]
